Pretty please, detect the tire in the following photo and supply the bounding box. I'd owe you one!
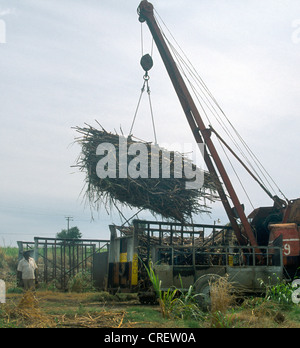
[193,274,221,311]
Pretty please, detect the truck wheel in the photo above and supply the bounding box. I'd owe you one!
[193,274,221,311]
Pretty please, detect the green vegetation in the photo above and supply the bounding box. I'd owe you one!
[0,246,19,286]
[67,271,96,293]
[144,260,300,328]
[0,247,18,268]
[56,226,82,240]
[259,275,298,306]
[143,261,204,321]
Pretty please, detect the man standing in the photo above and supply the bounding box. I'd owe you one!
[17,251,38,291]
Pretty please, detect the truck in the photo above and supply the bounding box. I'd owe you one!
[108,220,283,305]
[106,1,299,303]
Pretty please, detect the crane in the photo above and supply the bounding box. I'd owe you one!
[104,2,300,297]
[137,0,300,274]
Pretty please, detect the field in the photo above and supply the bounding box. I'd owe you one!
[1,247,300,328]
[1,290,300,329]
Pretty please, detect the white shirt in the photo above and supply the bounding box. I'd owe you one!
[17,257,38,280]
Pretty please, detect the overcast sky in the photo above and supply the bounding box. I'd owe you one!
[0,0,299,246]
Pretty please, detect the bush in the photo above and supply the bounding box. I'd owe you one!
[0,247,18,271]
[208,276,236,328]
[210,275,234,313]
[170,285,205,321]
[259,275,296,306]
[67,272,95,293]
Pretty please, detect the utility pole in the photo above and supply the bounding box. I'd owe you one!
[65,216,73,233]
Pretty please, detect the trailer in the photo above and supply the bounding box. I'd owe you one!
[107,220,283,304]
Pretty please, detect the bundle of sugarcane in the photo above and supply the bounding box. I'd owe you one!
[73,123,218,222]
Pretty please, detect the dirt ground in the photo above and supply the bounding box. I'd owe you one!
[1,291,164,328]
[1,291,300,328]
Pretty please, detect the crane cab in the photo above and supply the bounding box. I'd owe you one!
[268,223,300,278]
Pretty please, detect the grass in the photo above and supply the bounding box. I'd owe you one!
[125,306,167,327]
[209,275,235,328]
[1,290,299,328]
[0,247,18,270]
[259,275,298,306]
[0,246,18,258]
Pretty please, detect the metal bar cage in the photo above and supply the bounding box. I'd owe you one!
[18,237,109,290]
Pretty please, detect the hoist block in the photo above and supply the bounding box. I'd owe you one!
[140,54,153,72]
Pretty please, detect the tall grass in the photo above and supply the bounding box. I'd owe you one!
[0,247,18,258]
[259,275,298,306]
[210,275,234,313]
[209,276,236,328]
[142,260,173,318]
[0,247,18,271]
[143,261,204,320]
[67,272,96,293]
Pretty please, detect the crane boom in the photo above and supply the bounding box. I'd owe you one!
[137,0,258,247]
